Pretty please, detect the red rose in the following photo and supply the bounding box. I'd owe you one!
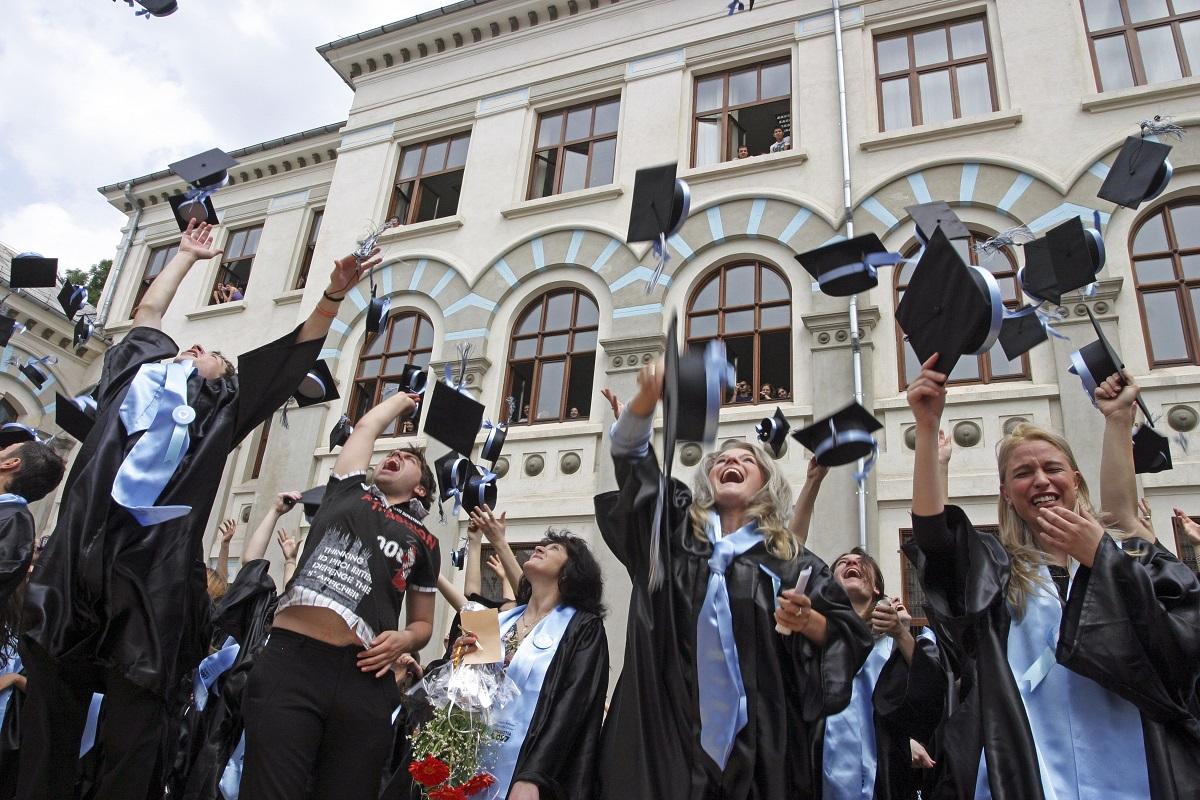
[408,755,450,787]
[429,788,466,800]
[460,772,497,796]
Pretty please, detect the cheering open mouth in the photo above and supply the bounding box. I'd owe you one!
[719,467,744,485]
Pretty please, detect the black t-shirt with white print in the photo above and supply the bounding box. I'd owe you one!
[279,472,440,644]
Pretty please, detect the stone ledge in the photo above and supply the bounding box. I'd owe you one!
[859,109,1022,152]
[500,185,623,220]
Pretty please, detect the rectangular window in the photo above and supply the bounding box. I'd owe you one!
[900,524,999,627]
[874,16,997,131]
[692,59,792,167]
[293,209,323,290]
[249,418,271,480]
[390,132,471,225]
[479,543,537,600]
[210,224,263,304]
[132,243,179,316]
[528,98,620,199]
[1081,0,1200,91]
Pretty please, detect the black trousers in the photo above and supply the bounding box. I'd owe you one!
[16,644,167,800]
[240,629,400,800]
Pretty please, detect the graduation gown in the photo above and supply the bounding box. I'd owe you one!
[903,506,1200,800]
[22,325,323,698]
[594,449,871,800]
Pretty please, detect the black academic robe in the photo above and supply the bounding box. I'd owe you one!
[0,503,33,617]
[903,506,1200,800]
[22,325,323,699]
[594,449,872,800]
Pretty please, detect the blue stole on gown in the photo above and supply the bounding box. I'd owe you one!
[822,635,892,800]
[482,603,577,800]
[975,562,1150,800]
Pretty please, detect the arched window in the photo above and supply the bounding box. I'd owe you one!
[0,399,17,426]
[686,261,791,405]
[505,289,598,424]
[895,231,1029,388]
[350,310,434,437]
[1130,200,1200,367]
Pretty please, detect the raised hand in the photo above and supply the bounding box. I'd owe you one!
[327,246,382,298]
[1173,508,1200,547]
[1037,505,1104,568]
[485,554,505,579]
[1094,371,1139,420]
[937,429,953,466]
[218,518,237,544]
[179,219,223,260]
[273,491,302,515]
[804,456,828,485]
[907,354,947,431]
[467,505,507,545]
[600,388,624,420]
[276,529,299,562]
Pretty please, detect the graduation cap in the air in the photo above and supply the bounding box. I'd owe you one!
[9,254,58,289]
[895,228,1003,375]
[18,356,55,390]
[627,164,691,290]
[424,348,485,456]
[755,406,789,459]
[366,291,391,335]
[168,194,218,232]
[170,148,237,192]
[792,402,882,469]
[906,201,970,244]
[998,306,1048,361]
[1019,216,1106,305]
[795,234,903,297]
[1132,423,1172,474]
[73,316,94,348]
[292,360,339,408]
[57,282,88,319]
[434,451,474,515]
[1068,306,1152,421]
[671,339,735,445]
[0,317,24,348]
[460,463,499,515]
[1098,136,1173,209]
[399,364,427,395]
[0,422,39,448]
[54,392,96,442]
[295,485,326,523]
[328,414,353,450]
[120,0,178,16]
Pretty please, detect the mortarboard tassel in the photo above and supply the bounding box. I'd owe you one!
[1139,115,1185,141]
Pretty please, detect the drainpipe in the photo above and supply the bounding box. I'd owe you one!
[97,183,141,328]
[832,0,868,552]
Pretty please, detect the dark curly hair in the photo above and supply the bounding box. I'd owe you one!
[402,445,436,511]
[9,441,65,503]
[516,529,605,618]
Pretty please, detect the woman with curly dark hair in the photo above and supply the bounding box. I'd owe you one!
[457,529,608,800]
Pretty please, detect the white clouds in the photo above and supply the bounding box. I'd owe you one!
[0,201,125,273]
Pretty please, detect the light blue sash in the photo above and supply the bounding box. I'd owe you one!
[0,648,22,729]
[0,494,26,507]
[79,693,105,757]
[482,603,577,800]
[194,638,240,712]
[975,562,1150,800]
[822,635,893,800]
[111,360,196,525]
[219,733,245,800]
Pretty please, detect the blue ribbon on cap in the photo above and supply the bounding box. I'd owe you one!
[701,340,736,445]
[180,174,229,215]
[67,285,87,311]
[968,265,1004,356]
[819,250,903,292]
[645,180,691,295]
[442,343,473,395]
[1004,304,1070,342]
[467,468,498,510]
[1067,348,1101,407]
[813,419,879,482]
[755,416,785,444]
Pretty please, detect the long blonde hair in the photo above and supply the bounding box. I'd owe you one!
[688,440,796,561]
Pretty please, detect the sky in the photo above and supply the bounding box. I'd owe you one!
[0,0,449,273]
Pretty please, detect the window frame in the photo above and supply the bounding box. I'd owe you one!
[690,57,793,168]
[249,417,271,480]
[293,209,324,291]
[388,132,471,226]
[873,14,999,131]
[900,523,999,627]
[685,260,793,406]
[479,542,538,600]
[504,288,600,425]
[1079,0,1200,91]
[1129,199,1200,367]
[1172,514,1200,572]
[894,230,1031,390]
[527,96,621,200]
[210,223,263,304]
[349,309,435,438]
[133,242,179,316]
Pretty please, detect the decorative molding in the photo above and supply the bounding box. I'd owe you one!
[500,186,623,220]
[624,48,685,80]
[859,109,1023,152]
[339,121,395,150]
[681,149,809,185]
[273,290,305,306]
[377,215,465,243]
[477,87,531,117]
[1081,76,1200,113]
[427,355,492,397]
[185,301,247,321]
[802,307,881,350]
[267,189,312,214]
[600,334,665,373]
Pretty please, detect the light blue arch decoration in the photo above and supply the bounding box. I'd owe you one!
[0,342,68,418]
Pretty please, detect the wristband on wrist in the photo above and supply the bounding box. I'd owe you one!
[313,305,337,319]
[323,289,346,302]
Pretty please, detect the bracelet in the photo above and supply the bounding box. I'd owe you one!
[323,290,346,302]
[313,305,337,319]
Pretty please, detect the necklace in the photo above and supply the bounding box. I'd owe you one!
[516,608,549,640]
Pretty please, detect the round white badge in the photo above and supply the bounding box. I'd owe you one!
[533,632,554,650]
[172,405,196,425]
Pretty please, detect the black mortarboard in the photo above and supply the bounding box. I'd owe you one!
[627,163,690,244]
[73,317,94,348]
[434,451,473,511]
[998,307,1048,361]
[460,463,498,514]
[671,338,735,444]
[366,292,390,335]
[54,393,95,442]
[168,194,218,232]
[1068,306,1152,421]
[795,233,902,297]
[9,255,58,289]
[755,406,789,459]
[297,485,326,522]
[132,0,178,16]
[480,421,506,464]
[1132,423,1172,474]
[792,402,882,467]
[0,422,39,448]
[57,282,87,319]
[0,317,24,348]
[1098,136,1173,209]
[906,201,970,244]
[399,364,427,395]
[292,360,339,407]
[423,380,484,456]
[168,148,237,190]
[1019,216,1105,304]
[895,228,1000,375]
[19,358,53,390]
[328,414,353,450]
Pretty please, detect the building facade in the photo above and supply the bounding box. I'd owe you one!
[92,0,1200,662]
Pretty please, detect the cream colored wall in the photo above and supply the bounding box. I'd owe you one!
[95,0,1200,666]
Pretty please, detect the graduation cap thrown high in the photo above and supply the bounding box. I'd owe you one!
[460,463,499,515]
[19,356,56,390]
[480,406,511,465]
[366,291,391,335]
[1068,306,1152,421]
[895,228,1003,375]
[328,414,353,450]
[791,402,882,469]
[55,392,96,443]
[169,148,237,191]
[292,360,339,408]
[122,0,179,17]
[627,163,691,291]
[168,194,218,232]
[1019,216,1106,305]
[998,306,1049,361]
[73,317,94,348]
[795,233,902,297]
[9,255,58,289]
[1098,136,1173,210]
[399,364,427,396]
[671,339,735,445]
[906,201,970,244]
[423,347,485,456]
[0,317,24,348]
[57,283,87,319]
[1132,423,1172,474]
[0,422,40,448]
[755,406,789,460]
